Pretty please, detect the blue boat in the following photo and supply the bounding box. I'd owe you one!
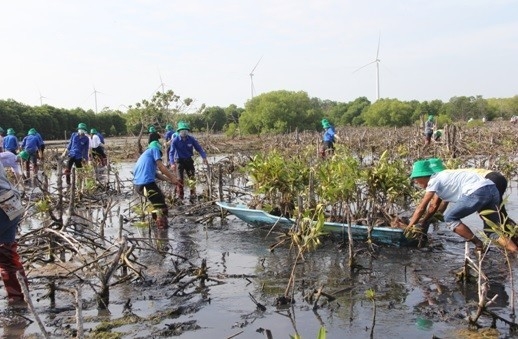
[216,201,417,247]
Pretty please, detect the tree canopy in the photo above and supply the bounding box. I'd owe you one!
[2,92,518,140]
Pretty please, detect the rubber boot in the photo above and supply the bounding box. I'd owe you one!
[155,209,169,229]
[177,180,184,200]
[64,169,71,185]
[0,243,28,302]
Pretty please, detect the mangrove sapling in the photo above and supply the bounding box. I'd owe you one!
[365,288,377,338]
[481,206,518,317]
[282,205,326,304]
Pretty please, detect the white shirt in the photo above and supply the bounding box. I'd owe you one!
[89,134,102,148]
[426,169,494,202]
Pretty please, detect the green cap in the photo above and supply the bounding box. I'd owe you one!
[7,128,15,135]
[177,121,190,132]
[434,130,442,137]
[18,150,30,161]
[428,115,434,121]
[77,122,87,130]
[410,160,434,179]
[90,128,97,134]
[321,119,331,128]
[428,158,446,173]
[148,141,162,150]
[28,128,36,135]
[166,124,173,131]
[148,126,156,133]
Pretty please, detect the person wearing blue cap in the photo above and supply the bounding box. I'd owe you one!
[406,159,518,253]
[133,141,180,229]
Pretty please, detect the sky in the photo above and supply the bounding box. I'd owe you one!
[1,0,517,113]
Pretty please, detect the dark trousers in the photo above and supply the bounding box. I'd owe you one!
[176,158,196,199]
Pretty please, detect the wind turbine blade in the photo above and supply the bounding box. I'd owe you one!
[250,56,263,74]
[352,60,377,73]
[376,32,381,59]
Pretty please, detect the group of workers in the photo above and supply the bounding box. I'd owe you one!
[1,117,516,306]
[133,121,208,229]
[0,127,45,184]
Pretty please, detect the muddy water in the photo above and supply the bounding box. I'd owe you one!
[2,164,518,338]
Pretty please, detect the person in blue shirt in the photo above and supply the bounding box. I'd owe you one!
[169,121,208,202]
[64,123,90,185]
[148,126,161,145]
[32,128,45,161]
[21,128,43,179]
[3,129,19,155]
[164,124,177,165]
[133,141,179,229]
[320,119,335,158]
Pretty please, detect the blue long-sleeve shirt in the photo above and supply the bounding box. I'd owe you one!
[67,132,90,160]
[21,135,43,154]
[323,125,335,142]
[3,135,19,152]
[169,135,207,165]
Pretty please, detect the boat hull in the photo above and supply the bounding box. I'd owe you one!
[216,202,417,247]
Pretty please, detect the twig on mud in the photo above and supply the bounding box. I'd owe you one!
[17,271,50,339]
[227,330,244,338]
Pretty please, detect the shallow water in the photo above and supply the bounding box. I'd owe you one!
[2,163,518,338]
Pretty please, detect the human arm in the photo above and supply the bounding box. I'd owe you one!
[419,194,443,225]
[192,138,208,164]
[406,191,436,229]
[156,160,180,185]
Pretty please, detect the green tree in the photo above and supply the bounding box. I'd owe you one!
[239,90,322,134]
[362,99,413,127]
[202,106,226,132]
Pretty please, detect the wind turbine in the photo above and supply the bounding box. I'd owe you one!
[38,90,47,106]
[91,86,103,114]
[157,68,166,93]
[353,34,381,101]
[249,56,263,99]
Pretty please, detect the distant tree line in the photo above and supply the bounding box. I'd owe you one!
[1,92,518,139]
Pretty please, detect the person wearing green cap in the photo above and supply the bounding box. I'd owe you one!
[423,115,435,146]
[89,128,107,167]
[428,158,517,243]
[169,121,208,202]
[3,129,19,155]
[406,159,518,253]
[133,141,180,229]
[21,128,43,179]
[148,126,161,145]
[0,151,27,184]
[63,123,90,185]
[320,118,336,158]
